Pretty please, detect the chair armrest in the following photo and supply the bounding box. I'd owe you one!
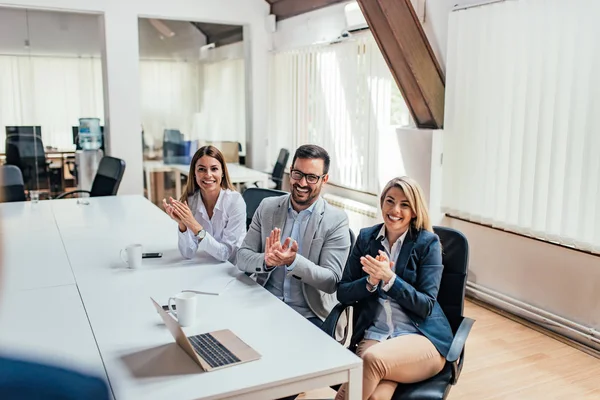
[321,302,351,338]
[447,317,475,384]
[56,190,91,199]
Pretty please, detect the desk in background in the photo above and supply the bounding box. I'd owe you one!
[143,161,271,204]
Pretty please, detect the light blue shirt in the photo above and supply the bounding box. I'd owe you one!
[264,198,319,319]
[364,226,421,341]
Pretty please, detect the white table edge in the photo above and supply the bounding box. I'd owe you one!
[203,362,363,400]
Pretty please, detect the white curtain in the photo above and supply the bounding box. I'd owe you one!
[196,58,246,148]
[268,32,411,194]
[139,59,202,147]
[443,0,600,253]
[0,55,104,152]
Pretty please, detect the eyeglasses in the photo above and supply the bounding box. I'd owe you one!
[290,169,326,184]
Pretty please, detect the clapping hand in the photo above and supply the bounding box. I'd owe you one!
[264,228,298,267]
[360,250,395,285]
[163,197,202,234]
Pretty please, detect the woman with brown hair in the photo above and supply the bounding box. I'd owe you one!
[335,176,453,400]
[163,145,246,263]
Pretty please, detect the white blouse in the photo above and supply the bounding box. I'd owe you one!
[177,189,247,263]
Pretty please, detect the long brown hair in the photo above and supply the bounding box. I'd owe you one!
[380,176,433,233]
[179,145,234,202]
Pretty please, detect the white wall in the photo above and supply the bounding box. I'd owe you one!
[0,9,208,59]
[272,2,349,51]
[446,217,600,332]
[0,0,270,195]
[0,8,101,56]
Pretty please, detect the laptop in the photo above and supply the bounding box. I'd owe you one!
[150,297,261,371]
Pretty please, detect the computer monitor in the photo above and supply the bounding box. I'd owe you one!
[162,129,188,164]
[5,126,42,138]
[72,126,104,151]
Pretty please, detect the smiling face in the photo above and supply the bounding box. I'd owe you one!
[194,155,223,195]
[289,158,329,210]
[381,186,416,237]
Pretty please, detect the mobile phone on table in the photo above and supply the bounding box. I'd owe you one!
[162,304,175,311]
[142,252,163,258]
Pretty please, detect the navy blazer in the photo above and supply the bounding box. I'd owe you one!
[337,224,454,357]
[0,356,109,400]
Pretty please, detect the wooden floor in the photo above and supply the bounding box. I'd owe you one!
[298,300,600,399]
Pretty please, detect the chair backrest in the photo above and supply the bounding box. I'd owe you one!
[348,228,356,258]
[433,226,469,333]
[89,156,126,197]
[271,148,290,190]
[0,165,26,202]
[242,187,287,229]
[5,134,49,190]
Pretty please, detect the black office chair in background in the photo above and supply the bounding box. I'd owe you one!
[250,148,289,191]
[4,134,51,194]
[56,156,126,199]
[270,148,290,190]
[0,165,26,202]
[321,226,474,400]
[242,187,287,229]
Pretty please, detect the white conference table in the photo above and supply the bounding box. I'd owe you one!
[0,285,107,379]
[144,161,271,201]
[0,195,362,399]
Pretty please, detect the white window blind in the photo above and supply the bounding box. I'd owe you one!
[268,32,411,194]
[443,0,600,253]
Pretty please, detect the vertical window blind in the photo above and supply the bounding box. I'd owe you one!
[268,32,411,194]
[443,0,600,253]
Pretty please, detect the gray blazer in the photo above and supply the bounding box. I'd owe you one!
[237,194,351,320]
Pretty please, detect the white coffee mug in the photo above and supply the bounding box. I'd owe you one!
[120,244,142,269]
[168,292,197,327]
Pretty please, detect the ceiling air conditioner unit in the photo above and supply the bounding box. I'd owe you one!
[344,2,368,32]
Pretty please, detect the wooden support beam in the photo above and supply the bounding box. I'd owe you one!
[271,0,348,21]
[357,0,445,128]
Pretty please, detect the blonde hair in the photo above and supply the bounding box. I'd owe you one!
[380,176,433,233]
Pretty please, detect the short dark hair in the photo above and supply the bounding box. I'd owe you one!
[291,144,330,175]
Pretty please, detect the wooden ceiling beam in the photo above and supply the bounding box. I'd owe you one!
[271,0,348,21]
[357,0,445,128]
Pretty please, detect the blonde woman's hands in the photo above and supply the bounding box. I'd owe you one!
[360,250,395,285]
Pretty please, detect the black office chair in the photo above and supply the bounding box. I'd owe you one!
[56,156,126,199]
[321,226,474,400]
[5,134,51,193]
[0,165,26,202]
[242,187,287,230]
[251,148,289,191]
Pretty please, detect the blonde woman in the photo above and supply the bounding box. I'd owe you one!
[163,145,246,263]
[335,177,453,400]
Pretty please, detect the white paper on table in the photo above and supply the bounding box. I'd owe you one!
[183,266,242,295]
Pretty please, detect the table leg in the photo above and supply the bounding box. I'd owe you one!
[146,168,152,201]
[346,365,362,400]
[175,170,182,199]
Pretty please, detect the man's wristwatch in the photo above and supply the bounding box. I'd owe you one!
[196,229,207,241]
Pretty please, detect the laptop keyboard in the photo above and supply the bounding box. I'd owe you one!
[188,333,241,368]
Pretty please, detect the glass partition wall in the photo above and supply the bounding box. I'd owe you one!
[139,17,247,205]
[0,7,105,200]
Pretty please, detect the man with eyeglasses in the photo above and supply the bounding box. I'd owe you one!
[237,144,351,328]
